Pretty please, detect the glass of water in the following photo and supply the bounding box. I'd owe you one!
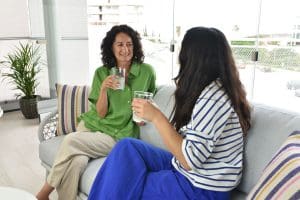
[132,91,154,123]
[110,67,125,90]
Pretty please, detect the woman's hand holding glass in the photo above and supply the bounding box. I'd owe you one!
[132,98,160,123]
[101,75,120,91]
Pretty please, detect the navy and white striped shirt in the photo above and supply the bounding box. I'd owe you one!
[172,80,244,192]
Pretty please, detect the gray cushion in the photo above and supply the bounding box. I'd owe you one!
[139,85,175,150]
[153,85,175,116]
[39,135,64,167]
[79,158,106,196]
[39,135,106,197]
[237,103,300,194]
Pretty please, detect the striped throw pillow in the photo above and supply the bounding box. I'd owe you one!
[247,130,300,200]
[56,84,90,135]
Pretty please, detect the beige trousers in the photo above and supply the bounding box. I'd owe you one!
[47,121,117,200]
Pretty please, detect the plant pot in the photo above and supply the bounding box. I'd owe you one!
[19,96,40,119]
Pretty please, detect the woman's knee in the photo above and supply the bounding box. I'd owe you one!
[70,155,88,171]
[62,133,79,147]
[113,138,143,154]
[117,138,140,147]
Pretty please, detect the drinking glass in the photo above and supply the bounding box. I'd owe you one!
[110,67,125,90]
[132,91,153,123]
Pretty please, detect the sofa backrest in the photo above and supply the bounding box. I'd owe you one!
[237,103,300,194]
[140,85,300,194]
[140,85,175,149]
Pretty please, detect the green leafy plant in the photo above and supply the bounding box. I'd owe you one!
[0,42,43,99]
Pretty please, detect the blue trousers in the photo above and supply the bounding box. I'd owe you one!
[88,138,230,200]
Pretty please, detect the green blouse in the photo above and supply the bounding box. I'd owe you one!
[79,62,156,140]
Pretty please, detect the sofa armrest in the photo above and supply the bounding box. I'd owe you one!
[38,109,58,142]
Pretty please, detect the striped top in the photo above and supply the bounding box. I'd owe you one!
[172,80,244,192]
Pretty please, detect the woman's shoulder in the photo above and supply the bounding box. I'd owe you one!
[138,62,155,74]
[199,80,230,105]
[94,65,110,75]
[95,65,109,72]
[139,62,152,68]
[91,66,110,82]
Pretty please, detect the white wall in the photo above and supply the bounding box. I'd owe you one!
[28,0,45,37]
[0,0,30,37]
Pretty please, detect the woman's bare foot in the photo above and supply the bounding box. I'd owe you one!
[36,193,49,200]
[36,182,54,200]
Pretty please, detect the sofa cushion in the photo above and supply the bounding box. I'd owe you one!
[39,134,106,197]
[247,131,300,200]
[79,158,106,196]
[39,135,65,167]
[56,83,90,135]
[140,85,175,150]
[237,104,300,194]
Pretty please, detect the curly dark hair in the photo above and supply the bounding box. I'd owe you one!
[101,24,144,68]
[171,27,251,135]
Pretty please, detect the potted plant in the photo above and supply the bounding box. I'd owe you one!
[0,42,43,119]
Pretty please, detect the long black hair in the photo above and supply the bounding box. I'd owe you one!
[101,24,144,68]
[171,27,251,134]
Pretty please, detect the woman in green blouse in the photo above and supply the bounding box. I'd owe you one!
[36,24,156,200]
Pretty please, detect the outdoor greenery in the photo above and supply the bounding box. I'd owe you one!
[231,40,255,46]
[231,40,281,46]
[0,42,43,99]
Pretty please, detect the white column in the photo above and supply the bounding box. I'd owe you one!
[28,0,50,98]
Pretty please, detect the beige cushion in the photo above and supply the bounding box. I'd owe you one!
[56,83,90,135]
[247,131,300,200]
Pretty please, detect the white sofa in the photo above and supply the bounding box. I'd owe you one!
[38,85,300,199]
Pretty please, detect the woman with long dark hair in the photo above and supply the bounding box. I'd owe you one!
[88,26,251,200]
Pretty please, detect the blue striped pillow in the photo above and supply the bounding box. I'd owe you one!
[247,130,300,200]
[56,84,90,135]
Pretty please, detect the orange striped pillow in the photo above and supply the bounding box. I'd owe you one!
[247,130,300,200]
[56,84,90,135]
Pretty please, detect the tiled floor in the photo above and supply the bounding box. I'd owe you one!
[0,110,58,199]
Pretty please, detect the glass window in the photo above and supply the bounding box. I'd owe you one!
[253,0,300,112]
[87,0,174,85]
[174,0,259,98]
[174,0,300,113]
[0,0,49,105]
[87,0,300,113]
